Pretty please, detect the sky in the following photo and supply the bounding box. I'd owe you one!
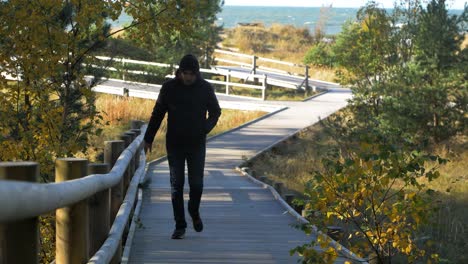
[224,0,466,9]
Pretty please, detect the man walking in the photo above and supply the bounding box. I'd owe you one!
[144,54,221,239]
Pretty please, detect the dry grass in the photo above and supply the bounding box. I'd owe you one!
[418,135,468,263]
[219,25,336,82]
[247,123,335,196]
[88,93,266,162]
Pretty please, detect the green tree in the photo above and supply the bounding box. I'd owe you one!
[304,42,335,68]
[327,0,467,145]
[397,0,467,143]
[125,0,224,66]
[295,1,466,263]
[0,1,118,178]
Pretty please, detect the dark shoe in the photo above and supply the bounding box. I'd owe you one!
[192,216,203,232]
[171,228,185,239]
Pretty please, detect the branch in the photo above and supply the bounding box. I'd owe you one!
[376,177,397,212]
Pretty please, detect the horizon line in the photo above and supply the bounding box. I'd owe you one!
[222,4,466,10]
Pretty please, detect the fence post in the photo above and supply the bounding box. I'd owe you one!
[104,141,125,223]
[253,55,259,83]
[124,131,137,177]
[130,129,141,137]
[87,163,110,258]
[0,162,39,264]
[130,128,142,169]
[130,120,142,130]
[252,55,257,75]
[104,140,125,264]
[305,65,310,95]
[122,58,126,81]
[120,134,132,192]
[274,182,285,196]
[55,158,89,264]
[285,194,295,205]
[226,70,231,95]
[262,74,267,101]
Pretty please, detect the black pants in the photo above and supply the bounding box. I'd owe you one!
[167,144,206,229]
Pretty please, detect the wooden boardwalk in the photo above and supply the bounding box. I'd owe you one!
[127,89,352,263]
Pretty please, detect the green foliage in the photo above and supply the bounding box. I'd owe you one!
[332,3,399,92]
[0,1,118,179]
[327,0,467,145]
[124,0,223,67]
[304,42,335,67]
[295,1,467,262]
[94,38,155,61]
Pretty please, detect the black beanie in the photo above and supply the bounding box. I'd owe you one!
[179,54,200,73]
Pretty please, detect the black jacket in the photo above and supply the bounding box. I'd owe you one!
[144,74,221,148]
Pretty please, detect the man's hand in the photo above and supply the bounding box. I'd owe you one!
[144,141,152,154]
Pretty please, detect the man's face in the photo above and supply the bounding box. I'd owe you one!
[181,70,197,86]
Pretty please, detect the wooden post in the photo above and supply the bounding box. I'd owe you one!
[124,131,137,177]
[285,194,295,205]
[120,134,132,192]
[130,129,141,137]
[87,163,110,258]
[122,58,126,81]
[294,204,304,214]
[130,120,142,130]
[250,170,256,178]
[55,158,89,264]
[252,55,257,75]
[0,162,39,264]
[262,74,267,101]
[104,140,124,264]
[226,70,231,95]
[305,65,310,95]
[274,182,284,196]
[104,141,125,223]
[130,129,141,169]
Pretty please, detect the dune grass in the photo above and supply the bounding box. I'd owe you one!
[219,24,336,82]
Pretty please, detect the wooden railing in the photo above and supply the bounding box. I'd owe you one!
[92,56,270,100]
[0,121,148,264]
[91,52,312,100]
[213,49,311,91]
